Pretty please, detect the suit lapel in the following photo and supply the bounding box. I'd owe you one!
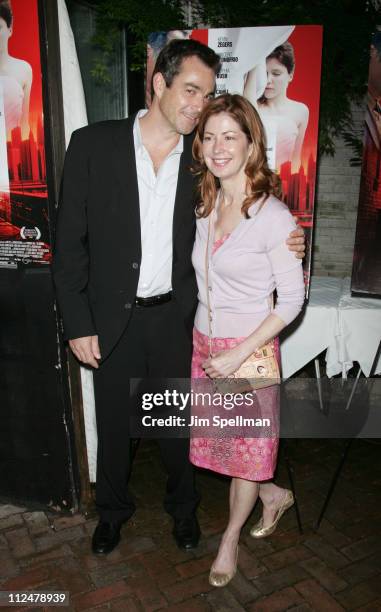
[112,114,142,259]
[172,133,195,245]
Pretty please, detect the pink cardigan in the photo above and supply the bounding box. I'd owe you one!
[192,195,305,338]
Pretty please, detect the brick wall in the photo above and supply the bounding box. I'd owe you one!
[311,106,365,278]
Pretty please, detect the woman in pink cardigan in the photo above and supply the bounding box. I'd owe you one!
[190,94,305,587]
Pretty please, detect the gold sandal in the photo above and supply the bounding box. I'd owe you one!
[250,490,294,539]
[209,545,239,587]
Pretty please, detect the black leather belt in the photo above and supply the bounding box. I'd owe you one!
[135,291,172,307]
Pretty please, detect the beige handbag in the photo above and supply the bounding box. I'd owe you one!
[205,207,281,394]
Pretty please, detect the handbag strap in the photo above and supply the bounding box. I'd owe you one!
[205,208,214,358]
[204,193,270,359]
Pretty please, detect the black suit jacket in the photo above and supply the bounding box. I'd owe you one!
[52,115,198,360]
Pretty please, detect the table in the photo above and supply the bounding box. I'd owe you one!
[280,276,381,378]
[280,276,381,529]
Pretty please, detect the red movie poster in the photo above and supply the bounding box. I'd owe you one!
[351,29,381,296]
[146,25,323,292]
[0,0,50,267]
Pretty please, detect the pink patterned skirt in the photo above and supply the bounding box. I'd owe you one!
[189,328,280,481]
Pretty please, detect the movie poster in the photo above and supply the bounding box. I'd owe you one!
[147,25,323,290]
[0,0,50,267]
[351,29,381,296]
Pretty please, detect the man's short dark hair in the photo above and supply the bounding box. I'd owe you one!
[151,38,221,100]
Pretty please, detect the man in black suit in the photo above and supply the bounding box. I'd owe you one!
[53,39,305,555]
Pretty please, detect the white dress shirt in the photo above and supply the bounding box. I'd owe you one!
[134,109,183,297]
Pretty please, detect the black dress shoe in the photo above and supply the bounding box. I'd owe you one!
[92,521,122,555]
[173,516,201,550]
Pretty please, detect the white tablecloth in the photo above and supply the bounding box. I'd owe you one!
[280,276,381,378]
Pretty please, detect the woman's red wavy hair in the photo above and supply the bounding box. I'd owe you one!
[192,94,281,218]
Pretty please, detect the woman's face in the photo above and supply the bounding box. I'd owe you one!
[0,17,12,52]
[264,58,292,100]
[201,112,252,182]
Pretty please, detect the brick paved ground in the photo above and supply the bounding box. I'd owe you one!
[0,438,381,611]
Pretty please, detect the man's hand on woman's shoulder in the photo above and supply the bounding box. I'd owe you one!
[286,219,306,260]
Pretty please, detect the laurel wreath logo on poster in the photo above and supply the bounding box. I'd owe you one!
[20,226,41,240]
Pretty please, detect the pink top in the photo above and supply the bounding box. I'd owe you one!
[212,233,231,255]
[192,194,305,338]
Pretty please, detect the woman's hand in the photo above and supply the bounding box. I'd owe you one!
[202,345,247,378]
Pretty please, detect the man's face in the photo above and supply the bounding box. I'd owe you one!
[155,56,216,135]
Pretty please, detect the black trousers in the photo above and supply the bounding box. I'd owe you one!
[92,298,199,523]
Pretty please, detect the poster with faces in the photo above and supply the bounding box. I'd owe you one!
[0,0,50,266]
